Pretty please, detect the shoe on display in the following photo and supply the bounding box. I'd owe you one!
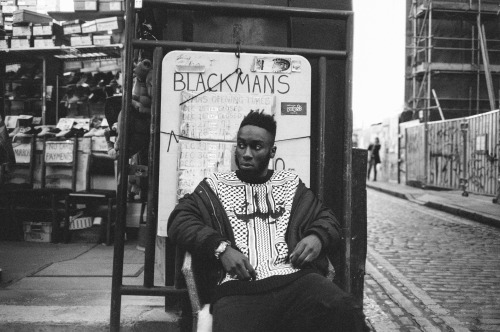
[33,70,43,80]
[93,128,106,137]
[67,95,80,104]
[100,118,109,128]
[8,127,21,137]
[37,126,57,137]
[83,128,98,137]
[56,129,71,137]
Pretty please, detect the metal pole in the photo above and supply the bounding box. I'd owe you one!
[132,39,347,59]
[343,13,354,294]
[424,2,432,185]
[412,0,417,114]
[317,57,326,202]
[144,0,352,19]
[42,57,46,125]
[144,47,163,287]
[110,0,135,330]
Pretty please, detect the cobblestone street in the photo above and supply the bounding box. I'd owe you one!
[365,189,500,332]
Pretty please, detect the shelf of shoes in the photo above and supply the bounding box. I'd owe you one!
[3,62,44,120]
[57,69,122,120]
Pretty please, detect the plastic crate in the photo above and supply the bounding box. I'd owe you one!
[23,221,52,242]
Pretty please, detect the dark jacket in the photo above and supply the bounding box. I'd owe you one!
[368,143,381,164]
[167,176,342,303]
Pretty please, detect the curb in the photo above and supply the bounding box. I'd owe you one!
[424,201,500,228]
[367,184,500,229]
[366,184,409,201]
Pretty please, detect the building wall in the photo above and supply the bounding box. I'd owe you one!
[403,0,500,122]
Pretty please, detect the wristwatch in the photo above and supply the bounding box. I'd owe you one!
[214,241,231,260]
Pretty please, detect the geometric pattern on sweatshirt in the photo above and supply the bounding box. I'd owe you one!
[206,170,300,283]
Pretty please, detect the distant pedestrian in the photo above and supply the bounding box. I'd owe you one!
[367,137,381,181]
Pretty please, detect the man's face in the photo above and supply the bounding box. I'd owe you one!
[236,125,276,178]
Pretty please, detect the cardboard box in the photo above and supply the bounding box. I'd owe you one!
[93,34,112,46]
[70,34,92,46]
[17,5,36,11]
[17,0,37,5]
[99,1,123,11]
[74,0,97,11]
[82,59,100,70]
[4,14,14,22]
[0,36,10,48]
[2,5,18,14]
[10,35,31,48]
[91,136,108,151]
[34,36,62,48]
[13,9,51,23]
[33,22,62,36]
[12,22,31,36]
[95,16,123,32]
[4,22,13,32]
[23,221,53,242]
[81,20,97,33]
[64,61,82,71]
[62,19,83,35]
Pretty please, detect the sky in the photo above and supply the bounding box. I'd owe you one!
[352,0,407,129]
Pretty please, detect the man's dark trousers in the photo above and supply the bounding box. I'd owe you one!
[212,273,368,332]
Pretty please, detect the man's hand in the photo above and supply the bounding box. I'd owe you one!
[220,246,256,281]
[290,234,322,268]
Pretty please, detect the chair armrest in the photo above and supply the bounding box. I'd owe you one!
[181,251,203,314]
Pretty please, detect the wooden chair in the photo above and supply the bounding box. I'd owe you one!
[179,251,336,332]
[64,151,116,245]
[181,251,213,332]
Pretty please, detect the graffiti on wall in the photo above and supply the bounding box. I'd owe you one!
[467,140,499,194]
[405,125,425,183]
[428,123,462,188]
[403,110,499,196]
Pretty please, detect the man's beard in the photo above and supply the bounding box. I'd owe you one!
[235,152,272,177]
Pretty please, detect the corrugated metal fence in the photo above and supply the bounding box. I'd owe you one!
[403,110,499,196]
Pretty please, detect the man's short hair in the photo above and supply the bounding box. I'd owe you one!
[239,110,277,140]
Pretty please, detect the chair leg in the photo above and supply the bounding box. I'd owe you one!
[51,194,58,243]
[106,198,112,245]
[64,198,71,243]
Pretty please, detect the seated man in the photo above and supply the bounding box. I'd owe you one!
[168,110,368,332]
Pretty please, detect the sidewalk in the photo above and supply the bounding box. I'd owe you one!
[0,240,182,332]
[366,180,500,228]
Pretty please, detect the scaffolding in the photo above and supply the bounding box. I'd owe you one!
[407,0,500,122]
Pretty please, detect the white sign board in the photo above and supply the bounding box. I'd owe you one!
[13,143,32,164]
[157,51,311,236]
[45,141,74,164]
